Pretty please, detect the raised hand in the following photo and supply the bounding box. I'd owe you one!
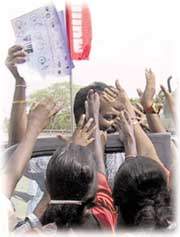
[27,98,62,136]
[160,84,176,123]
[102,80,136,118]
[5,45,27,80]
[114,111,134,143]
[72,114,95,146]
[86,89,100,122]
[86,90,106,173]
[141,68,156,111]
[114,110,137,158]
[160,84,175,108]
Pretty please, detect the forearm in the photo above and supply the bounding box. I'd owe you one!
[133,123,163,165]
[94,118,106,174]
[3,130,38,198]
[170,140,177,162]
[146,113,166,133]
[124,135,137,158]
[167,98,176,124]
[8,77,27,146]
[34,192,50,220]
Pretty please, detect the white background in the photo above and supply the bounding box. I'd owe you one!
[0,0,179,235]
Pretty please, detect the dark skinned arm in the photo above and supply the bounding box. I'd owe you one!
[2,98,61,198]
[86,90,106,174]
[6,45,27,146]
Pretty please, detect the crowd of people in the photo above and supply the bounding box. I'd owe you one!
[0,45,177,235]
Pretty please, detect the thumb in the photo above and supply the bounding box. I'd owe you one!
[137,88,143,98]
[160,84,170,96]
[57,134,69,143]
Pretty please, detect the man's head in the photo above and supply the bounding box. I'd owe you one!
[74,82,118,133]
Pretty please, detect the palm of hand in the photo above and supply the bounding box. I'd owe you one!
[87,90,100,120]
[118,121,134,143]
[141,69,156,109]
[72,129,92,147]
[27,104,50,133]
[114,111,135,144]
[103,81,135,117]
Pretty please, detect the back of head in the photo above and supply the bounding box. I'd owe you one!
[74,82,108,124]
[113,156,173,229]
[42,143,97,229]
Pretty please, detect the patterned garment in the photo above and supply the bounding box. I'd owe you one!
[105,152,125,188]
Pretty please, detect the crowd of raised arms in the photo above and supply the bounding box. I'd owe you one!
[0,45,177,235]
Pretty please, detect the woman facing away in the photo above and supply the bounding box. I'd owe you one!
[113,156,173,229]
[41,143,99,230]
[102,79,174,230]
[40,90,117,233]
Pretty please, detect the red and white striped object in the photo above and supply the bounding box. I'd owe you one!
[66,1,92,60]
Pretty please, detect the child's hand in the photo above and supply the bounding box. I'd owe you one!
[72,114,95,146]
[27,98,62,136]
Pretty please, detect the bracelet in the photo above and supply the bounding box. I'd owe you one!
[125,155,137,159]
[16,84,26,88]
[13,100,26,104]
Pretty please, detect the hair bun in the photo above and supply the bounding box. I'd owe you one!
[135,204,156,227]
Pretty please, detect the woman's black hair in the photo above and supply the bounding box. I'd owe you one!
[113,156,173,229]
[41,143,97,229]
[73,82,108,125]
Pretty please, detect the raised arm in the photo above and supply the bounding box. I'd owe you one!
[114,110,137,159]
[86,90,106,174]
[6,45,27,146]
[160,84,176,125]
[2,98,61,198]
[139,69,177,165]
[102,80,166,169]
[140,69,166,133]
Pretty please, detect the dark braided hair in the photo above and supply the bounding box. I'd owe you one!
[41,143,98,230]
[113,156,173,229]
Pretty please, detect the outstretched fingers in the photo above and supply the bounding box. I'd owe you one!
[104,87,117,99]
[49,101,63,117]
[115,80,124,92]
[102,91,115,102]
[8,45,23,55]
[83,118,95,132]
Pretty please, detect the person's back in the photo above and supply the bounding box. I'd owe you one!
[113,156,174,229]
[41,143,98,230]
[41,143,117,232]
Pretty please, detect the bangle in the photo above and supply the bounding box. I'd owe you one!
[13,100,26,104]
[16,84,26,88]
[125,155,136,159]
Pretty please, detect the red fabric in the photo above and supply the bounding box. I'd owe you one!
[66,2,92,60]
[91,173,117,232]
